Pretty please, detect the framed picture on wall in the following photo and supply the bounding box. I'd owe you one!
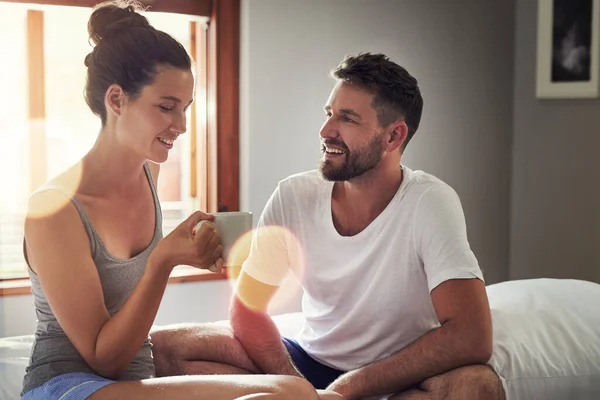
[536,0,600,99]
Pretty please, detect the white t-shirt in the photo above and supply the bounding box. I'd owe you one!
[242,166,483,371]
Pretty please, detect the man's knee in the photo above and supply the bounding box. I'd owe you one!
[150,323,218,376]
[150,322,259,376]
[453,365,504,398]
[420,365,504,400]
[150,327,183,376]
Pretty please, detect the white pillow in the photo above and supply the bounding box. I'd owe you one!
[487,278,600,400]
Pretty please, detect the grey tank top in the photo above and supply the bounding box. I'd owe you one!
[21,162,162,395]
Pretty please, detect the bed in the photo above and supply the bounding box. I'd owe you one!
[1,278,599,400]
[0,313,305,400]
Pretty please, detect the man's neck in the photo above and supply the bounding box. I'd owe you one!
[331,161,404,235]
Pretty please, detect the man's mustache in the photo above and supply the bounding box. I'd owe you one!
[321,140,348,151]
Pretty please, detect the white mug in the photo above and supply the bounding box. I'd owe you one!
[197,211,253,267]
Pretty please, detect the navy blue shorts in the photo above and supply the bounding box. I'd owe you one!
[282,337,346,389]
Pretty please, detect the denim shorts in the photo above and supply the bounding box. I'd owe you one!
[22,372,115,400]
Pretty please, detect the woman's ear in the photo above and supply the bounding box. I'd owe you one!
[105,84,125,118]
[385,120,409,153]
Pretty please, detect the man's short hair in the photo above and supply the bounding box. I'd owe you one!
[331,53,424,149]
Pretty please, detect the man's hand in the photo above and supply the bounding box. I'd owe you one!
[324,278,492,399]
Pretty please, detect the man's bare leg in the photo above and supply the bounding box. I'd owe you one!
[151,322,261,376]
[389,365,505,400]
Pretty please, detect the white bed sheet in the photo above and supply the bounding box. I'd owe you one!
[0,335,33,400]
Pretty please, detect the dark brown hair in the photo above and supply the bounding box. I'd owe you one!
[331,53,424,149]
[84,0,192,124]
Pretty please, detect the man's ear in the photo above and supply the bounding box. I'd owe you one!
[105,84,126,118]
[385,120,408,153]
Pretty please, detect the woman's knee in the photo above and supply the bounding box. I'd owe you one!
[270,376,319,399]
[316,389,344,400]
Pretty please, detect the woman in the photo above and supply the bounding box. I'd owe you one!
[20,1,340,399]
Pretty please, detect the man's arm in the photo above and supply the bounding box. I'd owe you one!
[230,271,303,377]
[326,278,492,399]
[230,182,302,376]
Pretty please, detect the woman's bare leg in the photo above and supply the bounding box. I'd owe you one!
[234,395,288,400]
[236,390,343,400]
[316,389,344,400]
[89,375,320,400]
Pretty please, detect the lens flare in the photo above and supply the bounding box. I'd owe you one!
[267,272,303,315]
[224,229,254,278]
[26,161,84,220]
[227,225,306,313]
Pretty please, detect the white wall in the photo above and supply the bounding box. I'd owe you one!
[1,278,302,337]
[1,0,516,338]
[509,0,600,283]
[241,0,515,285]
[1,295,35,337]
[0,281,231,338]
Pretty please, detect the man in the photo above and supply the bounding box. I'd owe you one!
[152,53,504,400]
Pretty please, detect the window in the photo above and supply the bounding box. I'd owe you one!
[0,0,240,290]
[0,4,28,279]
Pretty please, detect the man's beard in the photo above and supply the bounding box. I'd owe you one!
[319,135,385,181]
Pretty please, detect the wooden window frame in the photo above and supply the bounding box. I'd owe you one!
[0,0,240,296]
[5,0,213,16]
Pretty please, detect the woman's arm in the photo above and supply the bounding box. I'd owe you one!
[25,190,220,379]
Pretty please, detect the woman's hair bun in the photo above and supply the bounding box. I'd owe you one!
[88,1,151,46]
[83,0,191,124]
